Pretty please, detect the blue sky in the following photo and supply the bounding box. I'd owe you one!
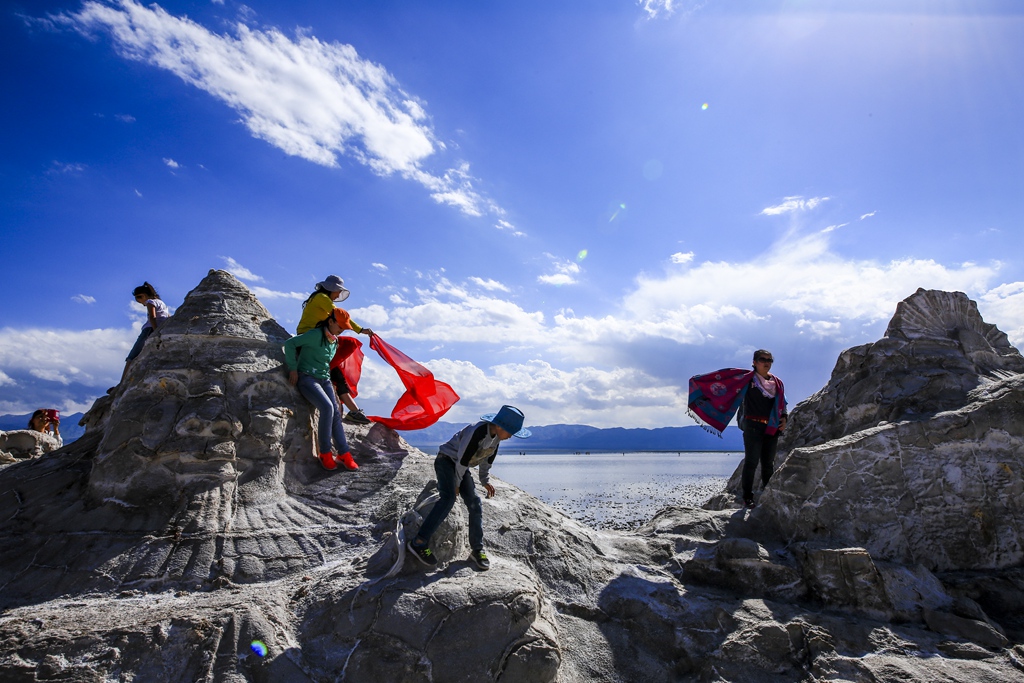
[2,0,1023,427]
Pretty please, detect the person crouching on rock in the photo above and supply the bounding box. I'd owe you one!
[297,275,374,425]
[120,282,170,384]
[284,309,359,471]
[407,405,531,571]
[740,349,788,509]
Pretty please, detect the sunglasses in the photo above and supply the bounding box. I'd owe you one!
[755,357,773,363]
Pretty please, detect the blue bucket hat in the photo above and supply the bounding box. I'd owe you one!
[481,405,530,438]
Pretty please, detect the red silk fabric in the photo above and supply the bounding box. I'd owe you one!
[366,336,459,430]
[329,337,365,398]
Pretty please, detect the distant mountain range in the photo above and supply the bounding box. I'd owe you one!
[402,421,743,452]
[0,412,87,443]
[0,413,742,452]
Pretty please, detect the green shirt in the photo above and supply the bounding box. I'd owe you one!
[283,328,337,380]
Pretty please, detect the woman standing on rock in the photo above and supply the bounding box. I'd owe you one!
[297,275,374,425]
[738,350,788,509]
[687,349,788,509]
[284,309,359,471]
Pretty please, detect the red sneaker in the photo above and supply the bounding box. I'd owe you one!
[337,452,359,470]
[318,452,337,470]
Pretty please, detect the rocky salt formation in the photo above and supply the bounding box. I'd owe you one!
[0,428,61,462]
[1,276,1023,682]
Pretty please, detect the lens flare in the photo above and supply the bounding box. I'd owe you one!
[702,103,708,110]
[577,249,588,261]
[250,641,268,657]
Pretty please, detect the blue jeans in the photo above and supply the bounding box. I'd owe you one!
[742,422,778,499]
[414,455,484,551]
[126,326,154,361]
[296,373,349,455]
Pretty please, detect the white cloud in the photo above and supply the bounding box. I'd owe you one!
[220,256,264,282]
[50,161,85,174]
[0,327,134,394]
[820,222,848,234]
[72,294,96,304]
[978,281,1024,348]
[760,196,828,216]
[0,371,15,387]
[468,277,510,292]
[496,219,526,237]
[670,251,694,264]
[860,211,877,220]
[538,257,581,286]
[57,1,499,217]
[134,189,143,197]
[372,263,388,271]
[115,113,135,122]
[248,286,305,301]
[162,157,180,169]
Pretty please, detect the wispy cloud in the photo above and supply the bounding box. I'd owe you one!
[860,211,877,220]
[372,263,388,272]
[468,277,511,292]
[249,286,306,301]
[496,219,526,237]
[49,161,85,174]
[220,256,264,282]
[638,0,709,20]
[55,0,500,217]
[0,371,15,387]
[162,157,180,169]
[760,196,828,216]
[115,113,135,122]
[71,294,96,304]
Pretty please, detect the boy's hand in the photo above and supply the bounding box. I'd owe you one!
[484,483,495,498]
[288,370,298,386]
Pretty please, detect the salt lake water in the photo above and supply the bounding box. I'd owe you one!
[492,450,741,531]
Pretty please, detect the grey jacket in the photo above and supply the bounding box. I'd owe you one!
[438,421,501,485]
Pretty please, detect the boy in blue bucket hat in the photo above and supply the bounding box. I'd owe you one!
[407,405,531,570]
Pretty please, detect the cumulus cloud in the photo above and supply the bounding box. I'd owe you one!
[55,0,499,217]
[220,256,264,282]
[670,251,694,264]
[71,294,96,304]
[0,326,136,412]
[538,257,581,286]
[162,157,180,169]
[760,196,828,216]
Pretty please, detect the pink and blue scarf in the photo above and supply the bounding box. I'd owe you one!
[687,368,786,437]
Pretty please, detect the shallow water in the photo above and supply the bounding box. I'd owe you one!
[493,451,740,531]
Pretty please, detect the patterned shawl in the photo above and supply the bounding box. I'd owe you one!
[687,368,786,437]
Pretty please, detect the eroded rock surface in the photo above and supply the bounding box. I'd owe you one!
[0,428,61,462]
[1,277,1022,682]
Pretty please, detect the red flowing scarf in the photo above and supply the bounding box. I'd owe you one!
[366,336,460,430]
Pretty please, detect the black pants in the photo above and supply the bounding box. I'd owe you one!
[741,422,778,499]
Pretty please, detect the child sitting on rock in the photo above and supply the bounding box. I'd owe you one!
[284,309,359,472]
[297,275,374,425]
[120,282,170,383]
[407,405,531,571]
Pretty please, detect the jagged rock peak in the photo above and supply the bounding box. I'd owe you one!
[780,288,1024,452]
[159,268,290,342]
[886,288,1017,354]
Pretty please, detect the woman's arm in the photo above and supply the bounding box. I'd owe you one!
[146,301,158,328]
